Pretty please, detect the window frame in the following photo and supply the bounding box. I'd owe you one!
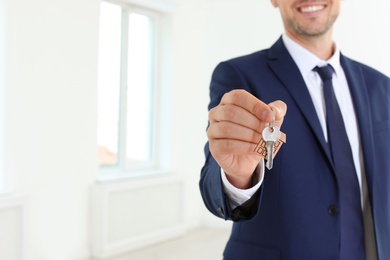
[98,0,172,180]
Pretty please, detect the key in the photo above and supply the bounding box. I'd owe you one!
[262,124,281,170]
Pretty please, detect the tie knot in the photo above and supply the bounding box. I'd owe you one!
[314,64,334,82]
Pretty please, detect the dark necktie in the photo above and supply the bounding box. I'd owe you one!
[314,65,365,260]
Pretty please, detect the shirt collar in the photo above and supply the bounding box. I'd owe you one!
[282,34,342,77]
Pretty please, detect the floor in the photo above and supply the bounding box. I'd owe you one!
[101,228,231,260]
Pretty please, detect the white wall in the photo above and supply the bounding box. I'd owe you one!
[335,0,390,76]
[4,0,99,259]
[0,0,6,191]
[1,0,389,259]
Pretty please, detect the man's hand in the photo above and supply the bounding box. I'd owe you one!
[207,89,287,189]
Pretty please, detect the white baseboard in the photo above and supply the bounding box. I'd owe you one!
[0,194,27,260]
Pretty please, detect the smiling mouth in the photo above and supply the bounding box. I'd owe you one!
[299,5,325,13]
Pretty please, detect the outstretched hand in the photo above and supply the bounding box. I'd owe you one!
[207,89,287,189]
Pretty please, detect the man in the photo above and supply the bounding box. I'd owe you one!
[199,0,390,259]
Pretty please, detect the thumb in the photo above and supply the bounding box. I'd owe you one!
[268,100,287,128]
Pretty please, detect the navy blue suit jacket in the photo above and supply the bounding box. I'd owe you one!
[199,37,390,259]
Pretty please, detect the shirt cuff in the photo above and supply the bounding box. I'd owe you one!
[221,160,265,209]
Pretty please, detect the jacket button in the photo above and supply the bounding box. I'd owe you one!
[328,205,339,216]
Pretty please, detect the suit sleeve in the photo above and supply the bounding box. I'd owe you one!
[199,61,263,221]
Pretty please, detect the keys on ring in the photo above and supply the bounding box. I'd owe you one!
[254,122,286,170]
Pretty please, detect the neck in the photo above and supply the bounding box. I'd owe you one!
[286,30,335,60]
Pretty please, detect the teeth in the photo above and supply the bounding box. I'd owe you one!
[300,5,325,13]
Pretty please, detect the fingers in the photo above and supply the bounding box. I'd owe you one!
[208,138,261,156]
[210,89,287,129]
[207,120,260,145]
[219,89,273,123]
[208,90,265,148]
[209,104,263,134]
[208,89,287,156]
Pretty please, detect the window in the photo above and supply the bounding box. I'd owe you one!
[97,1,167,175]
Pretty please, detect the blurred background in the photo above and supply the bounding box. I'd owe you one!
[0,0,389,259]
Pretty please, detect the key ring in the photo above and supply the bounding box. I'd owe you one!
[267,107,276,132]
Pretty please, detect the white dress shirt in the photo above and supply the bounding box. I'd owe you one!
[221,34,377,259]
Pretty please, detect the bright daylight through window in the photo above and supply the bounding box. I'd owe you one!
[97,1,159,172]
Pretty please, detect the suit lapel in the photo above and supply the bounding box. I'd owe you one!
[340,56,375,192]
[267,38,333,166]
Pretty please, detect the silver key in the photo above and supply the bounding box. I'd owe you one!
[262,125,281,170]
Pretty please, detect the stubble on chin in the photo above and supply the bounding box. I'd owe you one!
[286,13,339,38]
